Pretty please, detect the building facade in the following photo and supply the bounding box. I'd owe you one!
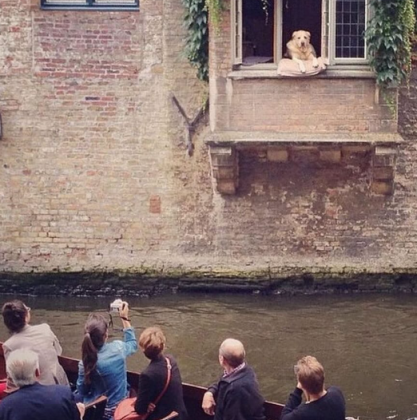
[1,0,417,291]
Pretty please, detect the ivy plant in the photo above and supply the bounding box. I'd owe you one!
[182,0,209,81]
[182,0,269,82]
[366,0,416,88]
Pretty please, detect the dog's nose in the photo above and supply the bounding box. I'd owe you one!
[301,41,305,46]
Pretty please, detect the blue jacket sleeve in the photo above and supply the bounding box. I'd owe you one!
[280,387,304,420]
[122,327,138,357]
[76,360,87,397]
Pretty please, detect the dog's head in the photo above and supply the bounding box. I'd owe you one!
[291,30,311,49]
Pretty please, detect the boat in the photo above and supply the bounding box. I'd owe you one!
[0,343,284,420]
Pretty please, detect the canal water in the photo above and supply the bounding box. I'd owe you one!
[0,293,416,420]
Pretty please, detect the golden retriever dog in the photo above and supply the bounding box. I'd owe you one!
[286,30,319,73]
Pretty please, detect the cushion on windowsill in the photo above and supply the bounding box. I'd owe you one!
[277,57,327,77]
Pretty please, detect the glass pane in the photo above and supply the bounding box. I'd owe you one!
[335,0,366,58]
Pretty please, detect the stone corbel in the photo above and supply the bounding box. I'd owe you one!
[209,146,239,194]
[371,146,397,195]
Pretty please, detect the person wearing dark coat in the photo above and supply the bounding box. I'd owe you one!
[202,338,265,420]
[280,355,345,420]
[0,348,84,420]
[134,327,188,420]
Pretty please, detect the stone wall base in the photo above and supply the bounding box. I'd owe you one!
[1,268,417,297]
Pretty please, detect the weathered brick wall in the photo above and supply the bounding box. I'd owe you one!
[217,78,395,133]
[0,0,417,282]
[0,0,210,273]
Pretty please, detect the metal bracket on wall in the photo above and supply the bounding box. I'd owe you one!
[171,93,208,156]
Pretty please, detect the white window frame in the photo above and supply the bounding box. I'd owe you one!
[328,0,369,65]
[231,0,370,67]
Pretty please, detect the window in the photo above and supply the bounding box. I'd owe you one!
[41,0,139,10]
[232,0,369,67]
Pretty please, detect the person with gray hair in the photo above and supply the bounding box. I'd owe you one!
[0,349,85,420]
[202,338,265,420]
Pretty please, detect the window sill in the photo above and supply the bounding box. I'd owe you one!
[227,66,376,80]
[40,4,139,10]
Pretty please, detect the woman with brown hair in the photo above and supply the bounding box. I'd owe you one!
[134,326,188,420]
[76,302,137,420]
[1,299,69,391]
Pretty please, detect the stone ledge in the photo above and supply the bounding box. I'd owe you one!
[227,67,376,80]
[205,131,404,147]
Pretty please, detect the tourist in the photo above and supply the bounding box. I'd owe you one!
[134,326,188,420]
[202,338,265,420]
[1,299,69,391]
[280,355,345,420]
[0,348,84,420]
[76,302,138,420]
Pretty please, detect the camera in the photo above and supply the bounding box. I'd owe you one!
[110,299,123,312]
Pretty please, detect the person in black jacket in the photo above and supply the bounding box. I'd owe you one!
[202,338,265,420]
[134,327,188,420]
[0,348,84,420]
[280,355,345,420]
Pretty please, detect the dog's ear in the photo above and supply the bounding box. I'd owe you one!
[292,31,298,39]
[306,31,311,39]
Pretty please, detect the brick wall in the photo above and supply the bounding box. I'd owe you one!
[1,0,417,280]
[216,78,395,133]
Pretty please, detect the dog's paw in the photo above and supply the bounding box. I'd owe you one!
[312,59,319,68]
[300,66,306,73]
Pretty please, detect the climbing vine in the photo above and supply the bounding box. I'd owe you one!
[182,0,209,81]
[182,0,270,82]
[366,0,416,88]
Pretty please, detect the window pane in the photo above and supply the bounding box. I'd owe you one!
[335,0,366,58]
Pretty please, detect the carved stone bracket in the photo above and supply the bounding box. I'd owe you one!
[209,146,239,194]
[206,132,402,196]
[371,146,397,195]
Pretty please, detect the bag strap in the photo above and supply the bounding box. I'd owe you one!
[153,357,172,406]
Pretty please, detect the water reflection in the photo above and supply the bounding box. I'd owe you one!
[1,293,417,420]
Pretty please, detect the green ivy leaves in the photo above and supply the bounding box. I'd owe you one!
[182,0,209,81]
[366,0,416,87]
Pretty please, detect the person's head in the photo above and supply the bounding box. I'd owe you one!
[81,313,108,384]
[219,338,246,369]
[295,356,325,395]
[2,300,30,334]
[6,348,39,388]
[139,326,166,360]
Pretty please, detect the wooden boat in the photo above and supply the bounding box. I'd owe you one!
[0,343,284,420]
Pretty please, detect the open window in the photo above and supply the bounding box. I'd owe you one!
[232,0,369,67]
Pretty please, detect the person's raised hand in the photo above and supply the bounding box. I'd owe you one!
[119,301,129,319]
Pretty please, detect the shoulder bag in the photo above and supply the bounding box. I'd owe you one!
[115,357,177,420]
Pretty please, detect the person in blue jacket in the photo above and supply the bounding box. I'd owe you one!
[76,302,138,420]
